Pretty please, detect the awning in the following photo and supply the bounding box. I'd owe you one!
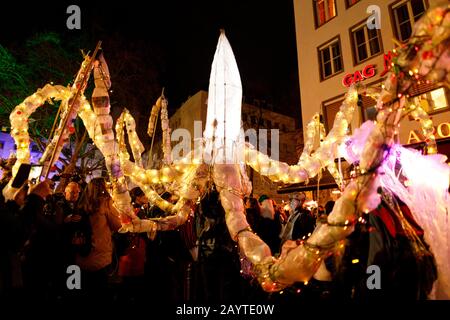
[277,169,341,194]
[405,137,450,160]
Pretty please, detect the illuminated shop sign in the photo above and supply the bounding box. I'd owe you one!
[342,51,395,87]
[380,51,395,76]
[342,64,376,87]
[407,122,450,144]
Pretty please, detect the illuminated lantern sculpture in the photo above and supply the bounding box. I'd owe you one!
[4,4,449,299]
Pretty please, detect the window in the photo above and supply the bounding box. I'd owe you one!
[360,95,378,122]
[314,0,337,28]
[410,88,449,114]
[346,0,361,8]
[350,21,383,65]
[391,0,427,42]
[318,37,344,80]
[322,96,344,132]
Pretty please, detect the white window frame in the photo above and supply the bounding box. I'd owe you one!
[351,21,382,64]
[392,0,427,42]
[318,37,343,80]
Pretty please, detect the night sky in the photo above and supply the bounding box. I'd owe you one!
[0,0,301,127]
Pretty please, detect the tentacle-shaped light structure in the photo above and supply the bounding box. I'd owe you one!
[8,84,70,176]
[72,53,156,235]
[160,97,173,165]
[147,98,161,139]
[39,53,95,178]
[245,86,358,185]
[2,84,73,201]
[147,95,172,164]
[212,71,400,292]
[115,105,187,218]
[115,102,209,230]
[116,108,145,167]
[150,163,211,231]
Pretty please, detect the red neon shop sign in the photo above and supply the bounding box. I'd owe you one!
[342,64,376,87]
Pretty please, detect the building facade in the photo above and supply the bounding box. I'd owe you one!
[294,0,449,147]
[146,90,303,202]
[292,0,449,205]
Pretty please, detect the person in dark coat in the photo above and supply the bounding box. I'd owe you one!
[253,195,282,255]
[280,192,315,245]
[0,180,52,299]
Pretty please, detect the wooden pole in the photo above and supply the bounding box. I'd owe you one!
[46,101,63,145]
[42,41,102,180]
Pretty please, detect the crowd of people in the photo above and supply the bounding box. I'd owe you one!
[0,156,437,303]
[0,156,335,303]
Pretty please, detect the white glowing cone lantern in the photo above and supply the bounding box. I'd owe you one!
[203,31,243,164]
